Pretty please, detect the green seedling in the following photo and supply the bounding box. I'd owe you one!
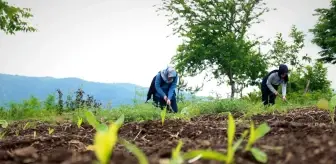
[85,111,108,132]
[161,107,167,125]
[0,131,6,139]
[0,120,8,128]
[48,127,54,135]
[15,130,19,136]
[169,140,184,164]
[23,122,30,130]
[77,116,83,128]
[119,139,149,164]
[244,122,271,163]
[182,113,248,164]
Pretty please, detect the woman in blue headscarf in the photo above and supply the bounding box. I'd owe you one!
[146,66,179,112]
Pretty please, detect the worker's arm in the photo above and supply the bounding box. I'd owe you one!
[282,82,287,97]
[266,73,278,94]
[154,73,166,98]
[168,75,178,100]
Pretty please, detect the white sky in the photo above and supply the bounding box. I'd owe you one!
[0,0,335,98]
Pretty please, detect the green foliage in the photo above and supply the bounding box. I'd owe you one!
[310,0,336,64]
[266,25,312,70]
[0,0,37,34]
[156,0,271,98]
[287,61,331,93]
[44,94,57,111]
[244,122,271,163]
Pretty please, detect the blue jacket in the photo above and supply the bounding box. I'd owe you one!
[154,72,178,100]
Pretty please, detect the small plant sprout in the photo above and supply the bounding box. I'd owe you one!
[182,113,248,164]
[0,131,6,139]
[33,131,36,139]
[0,120,8,128]
[169,140,184,164]
[23,122,30,130]
[161,107,167,125]
[119,139,149,164]
[92,114,125,164]
[77,116,83,128]
[15,130,19,136]
[244,122,271,163]
[85,111,108,132]
[48,127,54,135]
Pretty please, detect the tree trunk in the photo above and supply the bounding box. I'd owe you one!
[230,80,235,99]
[304,80,310,94]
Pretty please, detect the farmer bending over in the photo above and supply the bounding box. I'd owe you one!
[261,64,289,106]
[146,66,178,112]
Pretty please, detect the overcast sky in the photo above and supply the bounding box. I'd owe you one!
[0,0,334,97]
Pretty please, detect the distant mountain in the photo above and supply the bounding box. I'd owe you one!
[0,73,152,108]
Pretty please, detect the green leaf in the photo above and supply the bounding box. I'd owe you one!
[0,120,8,128]
[233,130,248,151]
[183,150,227,162]
[96,124,109,132]
[227,113,235,163]
[84,111,100,129]
[254,123,271,140]
[119,139,149,164]
[114,114,125,127]
[250,147,268,163]
[329,95,336,111]
[171,140,184,164]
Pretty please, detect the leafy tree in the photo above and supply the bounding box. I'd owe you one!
[176,72,203,102]
[310,0,336,64]
[0,0,37,34]
[266,25,312,70]
[156,0,272,98]
[44,94,57,111]
[287,61,331,93]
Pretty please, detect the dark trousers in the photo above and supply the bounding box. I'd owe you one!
[261,83,279,106]
[153,95,178,113]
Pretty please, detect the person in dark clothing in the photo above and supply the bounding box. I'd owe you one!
[261,64,289,106]
[146,66,178,112]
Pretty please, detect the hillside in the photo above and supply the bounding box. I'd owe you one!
[0,73,151,108]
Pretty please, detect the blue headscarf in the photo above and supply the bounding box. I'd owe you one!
[160,66,177,83]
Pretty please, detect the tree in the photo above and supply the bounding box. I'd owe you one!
[310,0,336,64]
[287,61,331,93]
[266,25,312,71]
[156,0,272,98]
[0,0,37,35]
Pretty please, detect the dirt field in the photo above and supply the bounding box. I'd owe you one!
[1,106,336,164]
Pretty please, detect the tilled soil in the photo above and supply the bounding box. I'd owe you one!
[1,107,336,164]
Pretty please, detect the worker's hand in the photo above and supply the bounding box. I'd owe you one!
[164,96,168,101]
[282,96,286,101]
[166,99,171,106]
[274,91,279,96]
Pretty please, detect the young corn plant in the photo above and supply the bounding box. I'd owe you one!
[87,114,149,164]
[0,120,8,128]
[182,113,248,164]
[48,127,54,135]
[23,122,30,130]
[244,122,271,163]
[85,110,108,132]
[90,114,125,164]
[77,116,83,128]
